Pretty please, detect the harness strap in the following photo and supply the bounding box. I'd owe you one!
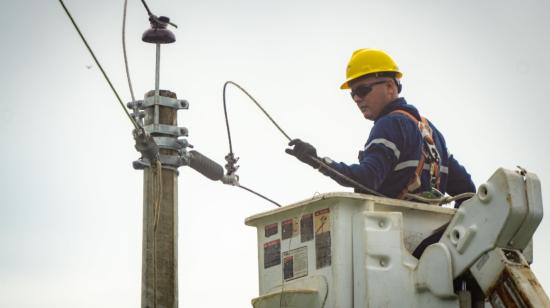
[390,110,441,198]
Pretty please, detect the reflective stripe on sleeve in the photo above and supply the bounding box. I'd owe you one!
[364,138,400,159]
[394,160,448,174]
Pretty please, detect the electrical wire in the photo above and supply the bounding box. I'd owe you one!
[223,81,292,155]
[311,157,386,198]
[58,0,140,130]
[222,81,386,199]
[237,185,281,207]
[151,159,163,308]
[122,0,136,103]
[140,0,178,28]
[221,82,472,205]
[140,0,153,16]
[320,275,329,308]
[404,192,475,205]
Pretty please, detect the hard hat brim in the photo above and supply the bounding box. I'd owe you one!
[340,71,402,90]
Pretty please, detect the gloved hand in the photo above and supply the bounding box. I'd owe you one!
[285,139,320,169]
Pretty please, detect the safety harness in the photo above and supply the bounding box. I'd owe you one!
[390,110,441,199]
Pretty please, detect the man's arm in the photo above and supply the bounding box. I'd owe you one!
[318,144,396,191]
[285,116,406,194]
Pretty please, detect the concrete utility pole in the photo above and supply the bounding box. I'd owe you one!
[129,13,232,308]
[141,90,180,308]
[129,16,188,308]
[60,1,230,306]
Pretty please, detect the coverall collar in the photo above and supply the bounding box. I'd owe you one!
[374,97,420,123]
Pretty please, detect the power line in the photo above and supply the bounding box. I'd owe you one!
[58,0,140,130]
[122,0,136,103]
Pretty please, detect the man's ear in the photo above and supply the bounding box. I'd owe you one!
[386,81,398,97]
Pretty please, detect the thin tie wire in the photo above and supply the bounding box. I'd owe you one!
[151,160,163,308]
[122,0,136,103]
[58,0,140,130]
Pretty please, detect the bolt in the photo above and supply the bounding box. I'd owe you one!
[179,100,189,109]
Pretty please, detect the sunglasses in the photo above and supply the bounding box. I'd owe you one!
[350,80,387,98]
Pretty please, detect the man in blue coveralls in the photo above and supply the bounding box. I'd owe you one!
[286,48,475,207]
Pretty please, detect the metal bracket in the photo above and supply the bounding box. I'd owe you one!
[129,89,193,170]
[128,97,189,110]
[144,124,188,137]
[127,100,142,109]
[143,96,189,109]
[132,151,189,171]
[152,136,191,151]
[221,174,239,185]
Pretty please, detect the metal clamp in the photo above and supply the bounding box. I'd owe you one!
[132,152,188,171]
[127,97,189,110]
[133,128,159,162]
[144,124,188,137]
[127,100,143,109]
[142,96,189,109]
[152,136,191,151]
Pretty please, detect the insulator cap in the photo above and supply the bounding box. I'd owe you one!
[142,16,175,44]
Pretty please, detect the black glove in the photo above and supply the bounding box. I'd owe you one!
[285,139,320,169]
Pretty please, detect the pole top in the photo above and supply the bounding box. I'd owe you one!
[145,89,177,99]
[142,16,176,44]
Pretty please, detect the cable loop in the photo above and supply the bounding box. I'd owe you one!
[221,81,473,206]
[222,81,386,199]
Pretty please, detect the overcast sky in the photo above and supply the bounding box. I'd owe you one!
[1,0,549,307]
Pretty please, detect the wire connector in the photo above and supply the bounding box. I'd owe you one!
[224,152,240,176]
[133,128,159,163]
[221,174,239,186]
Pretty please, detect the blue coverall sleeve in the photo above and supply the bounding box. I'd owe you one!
[318,117,404,191]
[321,145,396,190]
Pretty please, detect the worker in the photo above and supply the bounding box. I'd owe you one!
[286,48,476,206]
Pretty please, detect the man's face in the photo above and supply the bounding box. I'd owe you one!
[349,78,393,121]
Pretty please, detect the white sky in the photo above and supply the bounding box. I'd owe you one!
[1,0,549,307]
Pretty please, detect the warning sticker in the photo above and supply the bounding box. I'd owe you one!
[264,239,281,269]
[300,213,313,243]
[264,223,278,238]
[314,208,331,234]
[315,232,332,269]
[314,208,331,269]
[282,218,298,240]
[283,246,308,281]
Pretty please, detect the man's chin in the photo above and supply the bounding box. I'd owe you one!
[363,113,374,120]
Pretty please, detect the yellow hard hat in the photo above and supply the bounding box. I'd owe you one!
[340,48,403,89]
